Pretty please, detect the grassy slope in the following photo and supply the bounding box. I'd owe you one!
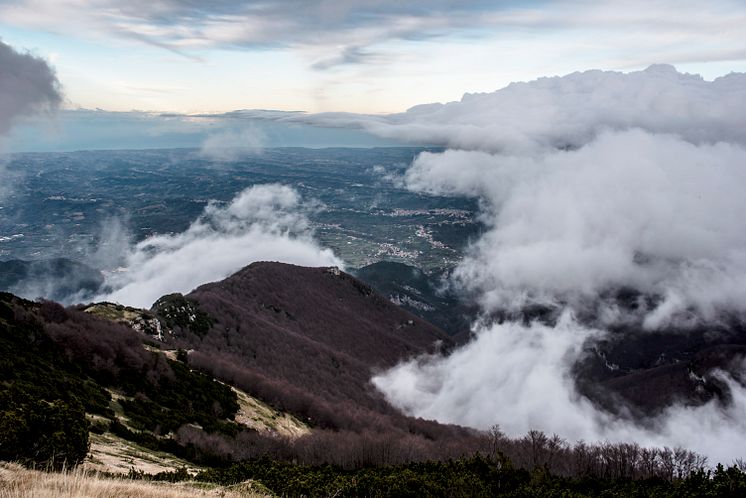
[84,432,200,475]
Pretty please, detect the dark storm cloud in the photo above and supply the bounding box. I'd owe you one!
[0,40,61,134]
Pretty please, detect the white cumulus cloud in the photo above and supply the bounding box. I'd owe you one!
[95,184,341,308]
[405,130,746,325]
[307,65,746,153]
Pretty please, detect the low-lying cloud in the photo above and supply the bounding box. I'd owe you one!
[385,66,746,325]
[373,316,746,465]
[406,130,746,327]
[369,65,746,463]
[95,184,341,308]
[199,125,266,161]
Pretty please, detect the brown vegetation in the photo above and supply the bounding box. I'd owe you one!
[484,427,707,480]
[179,262,483,462]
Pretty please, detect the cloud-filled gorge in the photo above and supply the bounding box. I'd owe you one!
[371,65,746,464]
[94,184,341,308]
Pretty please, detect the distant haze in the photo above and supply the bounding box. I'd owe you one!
[5,109,404,153]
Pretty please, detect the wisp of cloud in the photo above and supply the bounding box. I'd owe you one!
[199,125,266,162]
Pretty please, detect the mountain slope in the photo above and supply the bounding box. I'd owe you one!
[183,262,451,418]
[2,263,729,480]
[0,292,250,469]
[575,324,746,416]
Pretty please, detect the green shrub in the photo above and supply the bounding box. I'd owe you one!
[0,390,89,469]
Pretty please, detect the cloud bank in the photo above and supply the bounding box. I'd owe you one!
[361,65,746,325]
[373,315,746,465]
[95,184,341,308]
[406,130,746,327]
[290,65,746,153]
[369,65,746,463]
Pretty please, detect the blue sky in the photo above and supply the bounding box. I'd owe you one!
[1,0,745,150]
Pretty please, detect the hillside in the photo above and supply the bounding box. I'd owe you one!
[183,263,450,413]
[0,463,272,498]
[0,290,299,472]
[0,264,482,473]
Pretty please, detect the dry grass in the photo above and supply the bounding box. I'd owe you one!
[231,386,310,439]
[83,431,200,476]
[0,463,272,498]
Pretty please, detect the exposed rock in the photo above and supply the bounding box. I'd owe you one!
[83,302,168,340]
[151,293,213,338]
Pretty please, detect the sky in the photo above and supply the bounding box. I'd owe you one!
[1,0,745,117]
